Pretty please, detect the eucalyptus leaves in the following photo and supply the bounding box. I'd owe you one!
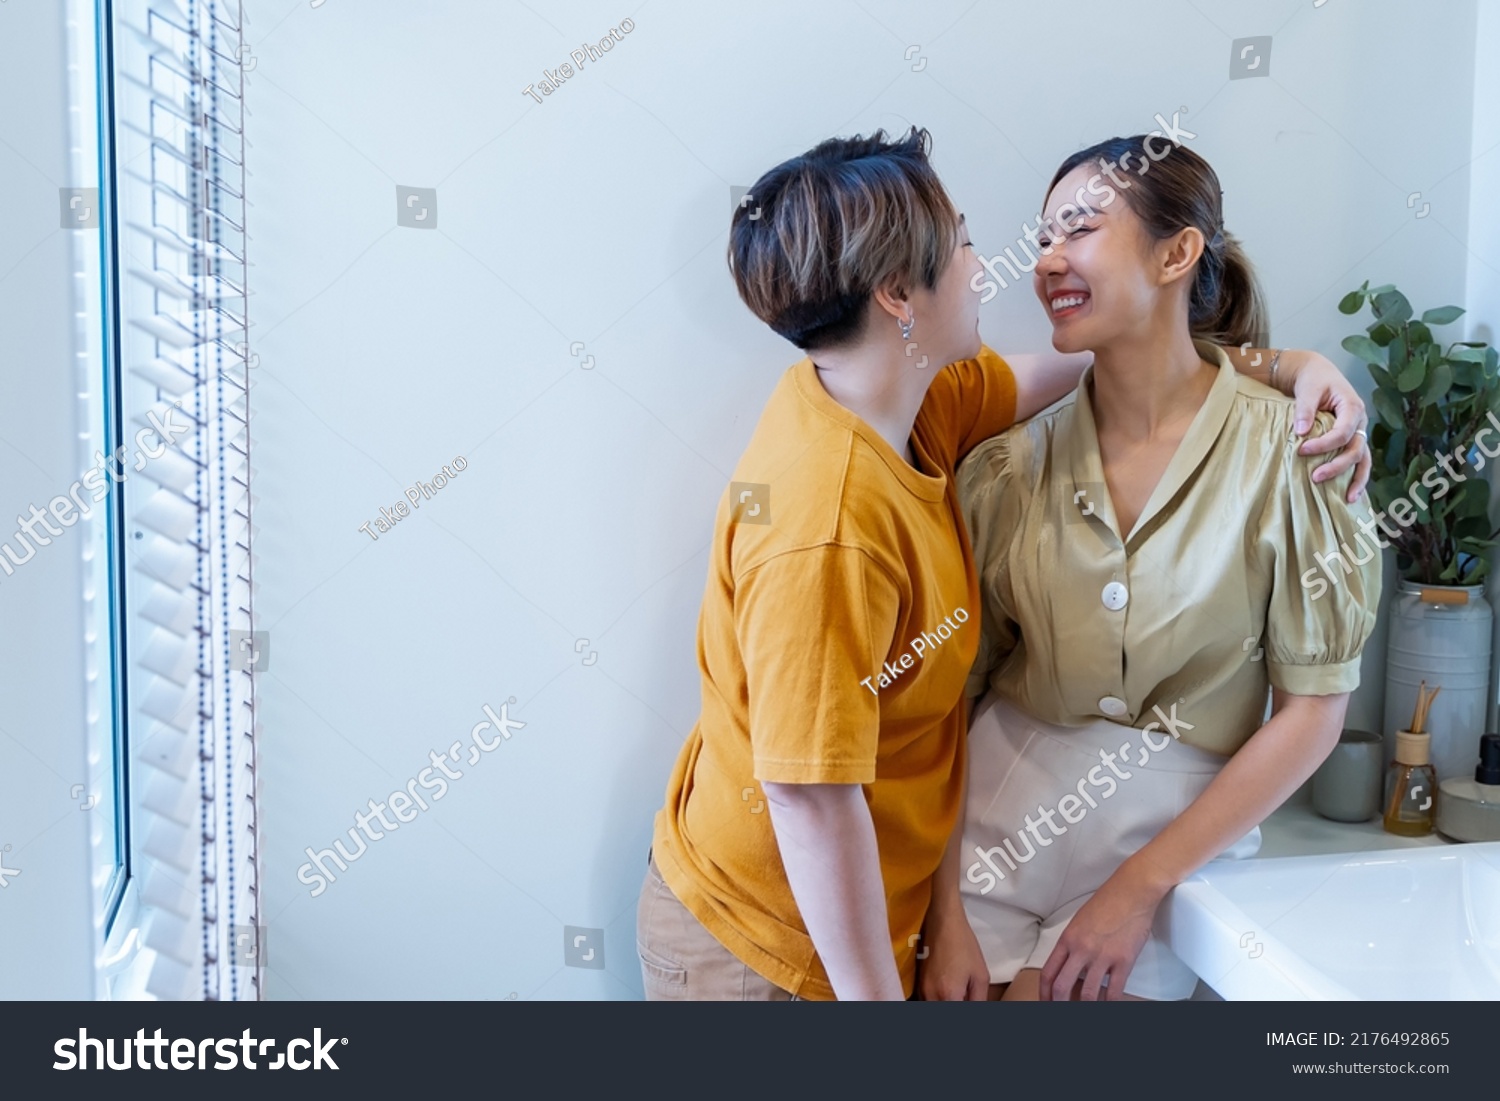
[1339,281,1500,584]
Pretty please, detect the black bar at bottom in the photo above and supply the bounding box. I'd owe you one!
[11,999,1491,1097]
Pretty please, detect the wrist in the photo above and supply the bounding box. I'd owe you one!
[925,891,969,929]
[1115,851,1179,902]
[1273,348,1307,392]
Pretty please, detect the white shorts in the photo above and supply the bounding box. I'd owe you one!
[958,691,1261,1000]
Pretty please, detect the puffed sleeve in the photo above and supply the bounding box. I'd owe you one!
[956,430,1022,701]
[1260,411,1383,696]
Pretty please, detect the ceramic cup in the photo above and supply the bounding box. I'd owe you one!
[1312,729,1385,822]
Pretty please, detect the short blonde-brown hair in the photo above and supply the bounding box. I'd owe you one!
[728,127,962,350]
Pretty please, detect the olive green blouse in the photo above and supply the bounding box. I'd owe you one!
[958,340,1383,756]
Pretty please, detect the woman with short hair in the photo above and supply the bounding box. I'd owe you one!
[920,135,1382,1002]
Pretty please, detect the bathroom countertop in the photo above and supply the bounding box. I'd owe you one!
[1254,798,1454,859]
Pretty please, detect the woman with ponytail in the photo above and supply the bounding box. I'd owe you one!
[919,136,1383,1002]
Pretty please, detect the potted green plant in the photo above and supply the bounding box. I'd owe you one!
[1339,280,1500,782]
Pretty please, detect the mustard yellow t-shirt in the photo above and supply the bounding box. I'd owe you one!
[650,347,1017,1000]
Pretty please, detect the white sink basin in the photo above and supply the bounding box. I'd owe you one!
[1160,841,1500,999]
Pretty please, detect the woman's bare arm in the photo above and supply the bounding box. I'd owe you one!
[918,713,991,1000]
[762,781,905,1001]
[1003,350,1093,422]
[1123,689,1346,889]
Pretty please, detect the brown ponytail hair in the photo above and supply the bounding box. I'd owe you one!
[1048,136,1268,348]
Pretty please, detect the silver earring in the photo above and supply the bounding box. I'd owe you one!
[899,312,914,341]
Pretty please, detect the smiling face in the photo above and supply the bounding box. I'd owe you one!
[1032,164,1180,355]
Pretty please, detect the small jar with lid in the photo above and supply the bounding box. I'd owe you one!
[1436,733,1500,842]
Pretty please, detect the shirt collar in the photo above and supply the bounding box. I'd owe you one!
[1067,339,1238,546]
[792,358,948,502]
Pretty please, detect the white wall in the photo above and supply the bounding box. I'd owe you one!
[0,0,101,999]
[243,0,1487,999]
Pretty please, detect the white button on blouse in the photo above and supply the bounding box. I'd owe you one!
[1101,581,1128,611]
[1097,695,1128,717]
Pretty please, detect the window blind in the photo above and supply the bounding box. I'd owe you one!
[113,0,258,1001]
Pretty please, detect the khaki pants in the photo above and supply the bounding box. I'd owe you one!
[636,855,801,1001]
